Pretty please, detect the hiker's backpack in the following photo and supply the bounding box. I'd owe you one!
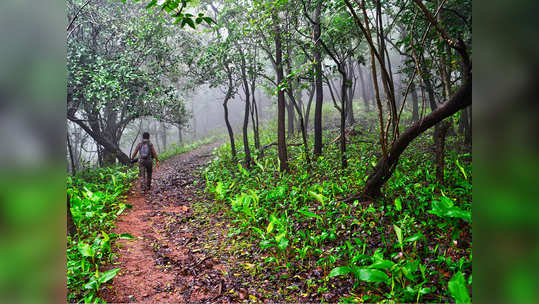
[140,141,152,159]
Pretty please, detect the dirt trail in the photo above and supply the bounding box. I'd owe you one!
[101,141,229,303]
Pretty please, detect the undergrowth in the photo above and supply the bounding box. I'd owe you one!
[67,166,137,303]
[66,136,217,303]
[204,119,472,303]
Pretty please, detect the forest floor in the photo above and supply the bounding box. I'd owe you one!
[101,141,240,303]
[99,132,471,303]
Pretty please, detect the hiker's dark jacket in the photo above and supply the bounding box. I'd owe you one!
[131,139,159,191]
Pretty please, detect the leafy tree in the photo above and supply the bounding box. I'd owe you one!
[342,0,472,197]
[67,1,190,164]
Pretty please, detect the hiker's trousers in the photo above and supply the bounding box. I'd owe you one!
[138,159,153,191]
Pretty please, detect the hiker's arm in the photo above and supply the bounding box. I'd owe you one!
[131,144,140,159]
[151,145,160,166]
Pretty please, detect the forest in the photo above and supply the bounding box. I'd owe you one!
[66,0,472,302]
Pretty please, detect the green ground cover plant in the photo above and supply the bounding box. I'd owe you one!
[66,136,218,303]
[204,118,472,302]
[67,166,137,303]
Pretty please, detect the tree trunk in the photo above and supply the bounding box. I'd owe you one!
[284,43,296,140]
[325,62,349,169]
[411,82,419,123]
[67,133,76,175]
[243,93,251,169]
[242,93,252,169]
[102,137,118,165]
[340,74,348,169]
[274,13,288,172]
[363,77,471,198]
[376,0,398,139]
[313,0,323,157]
[346,59,355,126]
[251,84,261,156]
[346,82,355,126]
[129,119,142,157]
[238,48,252,169]
[223,100,237,160]
[68,116,131,165]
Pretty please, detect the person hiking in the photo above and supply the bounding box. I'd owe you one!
[131,132,160,193]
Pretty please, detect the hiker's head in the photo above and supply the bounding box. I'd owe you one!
[143,132,150,140]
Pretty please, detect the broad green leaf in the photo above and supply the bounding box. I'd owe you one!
[309,191,326,205]
[185,18,196,29]
[98,268,120,284]
[78,243,95,258]
[393,224,403,245]
[429,199,471,222]
[260,240,275,249]
[404,233,426,243]
[83,277,97,290]
[277,237,289,251]
[297,208,322,222]
[394,198,402,212]
[275,232,285,242]
[369,259,394,270]
[328,266,352,278]
[448,272,471,303]
[266,219,275,234]
[119,233,134,239]
[203,16,215,24]
[445,208,471,222]
[102,231,110,242]
[402,260,419,281]
[266,214,278,234]
[351,267,389,283]
[455,159,468,180]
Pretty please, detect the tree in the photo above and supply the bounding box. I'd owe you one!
[195,36,239,160]
[343,0,472,197]
[67,1,187,165]
[316,2,361,169]
[300,0,325,157]
[274,9,289,172]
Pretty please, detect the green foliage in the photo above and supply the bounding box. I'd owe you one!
[429,196,471,222]
[448,272,471,303]
[204,117,472,302]
[67,165,137,303]
[136,0,214,27]
[67,1,192,158]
